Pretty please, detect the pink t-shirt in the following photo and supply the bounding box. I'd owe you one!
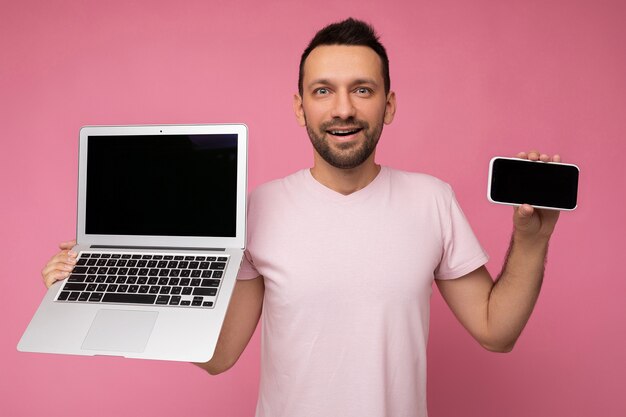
[238,166,488,417]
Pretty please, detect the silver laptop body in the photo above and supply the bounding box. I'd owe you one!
[19,124,248,362]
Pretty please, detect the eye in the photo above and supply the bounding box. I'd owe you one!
[314,87,329,95]
[355,87,372,95]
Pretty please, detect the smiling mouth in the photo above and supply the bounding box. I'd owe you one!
[326,128,363,137]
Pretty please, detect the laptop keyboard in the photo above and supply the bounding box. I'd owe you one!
[55,252,229,308]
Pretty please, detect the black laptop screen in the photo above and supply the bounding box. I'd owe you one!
[85,134,238,237]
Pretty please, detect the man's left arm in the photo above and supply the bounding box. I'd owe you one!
[436,151,560,353]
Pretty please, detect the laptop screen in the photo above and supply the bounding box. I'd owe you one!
[85,134,238,238]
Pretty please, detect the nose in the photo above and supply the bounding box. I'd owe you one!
[330,90,356,120]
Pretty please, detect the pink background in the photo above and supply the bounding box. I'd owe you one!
[2,0,625,416]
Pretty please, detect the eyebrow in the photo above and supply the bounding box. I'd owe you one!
[307,78,380,89]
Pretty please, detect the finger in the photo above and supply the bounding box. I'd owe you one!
[552,154,561,163]
[41,259,75,279]
[516,152,528,159]
[43,269,71,289]
[539,153,550,162]
[527,151,540,161]
[59,239,77,251]
[516,203,534,219]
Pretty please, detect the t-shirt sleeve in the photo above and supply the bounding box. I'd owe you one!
[237,249,261,280]
[435,186,489,280]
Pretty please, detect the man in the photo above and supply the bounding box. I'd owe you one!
[43,18,561,417]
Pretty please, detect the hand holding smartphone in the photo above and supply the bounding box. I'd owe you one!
[488,157,579,211]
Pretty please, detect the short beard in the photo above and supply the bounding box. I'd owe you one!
[305,116,383,169]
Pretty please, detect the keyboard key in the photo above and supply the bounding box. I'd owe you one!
[111,254,121,259]
[201,279,220,287]
[199,262,210,270]
[86,274,97,282]
[181,270,191,277]
[102,293,157,304]
[201,270,212,278]
[191,270,201,278]
[73,266,88,274]
[203,301,214,307]
[192,297,203,306]
[149,286,160,294]
[156,295,170,305]
[159,286,171,294]
[68,292,80,301]
[96,284,107,292]
[116,277,127,284]
[86,284,97,292]
[105,276,116,284]
[211,262,226,270]
[64,283,87,291]
[174,255,184,260]
[58,291,70,301]
[163,255,173,260]
[153,255,163,260]
[169,296,181,306]
[68,274,86,283]
[171,286,182,295]
[121,254,131,259]
[182,287,192,295]
[148,277,158,285]
[193,287,217,296]
[142,255,152,259]
[180,278,191,286]
[95,275,106,283]
[128,285,139,293]
[78,292,90,302]
[180,300,191,306]
[118,285,129,293]
[89,292,103,302]
[159,269,169,277]
[213,271,223,279]
[218,257,228,262]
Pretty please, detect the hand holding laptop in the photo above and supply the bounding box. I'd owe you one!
[42,240,77,288]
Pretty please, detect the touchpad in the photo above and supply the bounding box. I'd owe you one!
[82,309,158,353]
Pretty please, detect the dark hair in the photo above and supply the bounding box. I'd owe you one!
[298,18,390,96]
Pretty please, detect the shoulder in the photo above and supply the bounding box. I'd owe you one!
[248,169,306,205]
[385,167,454,198]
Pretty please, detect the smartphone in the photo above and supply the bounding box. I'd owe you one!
[488,157,579,211]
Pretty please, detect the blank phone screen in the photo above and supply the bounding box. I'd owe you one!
[489,158,579,210]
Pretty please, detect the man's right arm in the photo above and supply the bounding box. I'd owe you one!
[194,275,264,375]
[42,241,264,376]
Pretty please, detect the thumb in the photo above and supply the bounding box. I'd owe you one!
[513,204,534,228]
[59,239,77,250]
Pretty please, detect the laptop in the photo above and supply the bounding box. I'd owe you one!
[18,124,248,362]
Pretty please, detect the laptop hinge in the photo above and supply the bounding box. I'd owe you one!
[90,245,226,251]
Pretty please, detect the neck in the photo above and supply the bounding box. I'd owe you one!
[310,153,381,195]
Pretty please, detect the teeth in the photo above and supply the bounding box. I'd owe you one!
[330,129,359,136]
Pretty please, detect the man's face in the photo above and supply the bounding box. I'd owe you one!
[294,45,396,169]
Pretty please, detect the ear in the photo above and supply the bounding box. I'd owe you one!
[383,91,397,125]
[293,93,306,127]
